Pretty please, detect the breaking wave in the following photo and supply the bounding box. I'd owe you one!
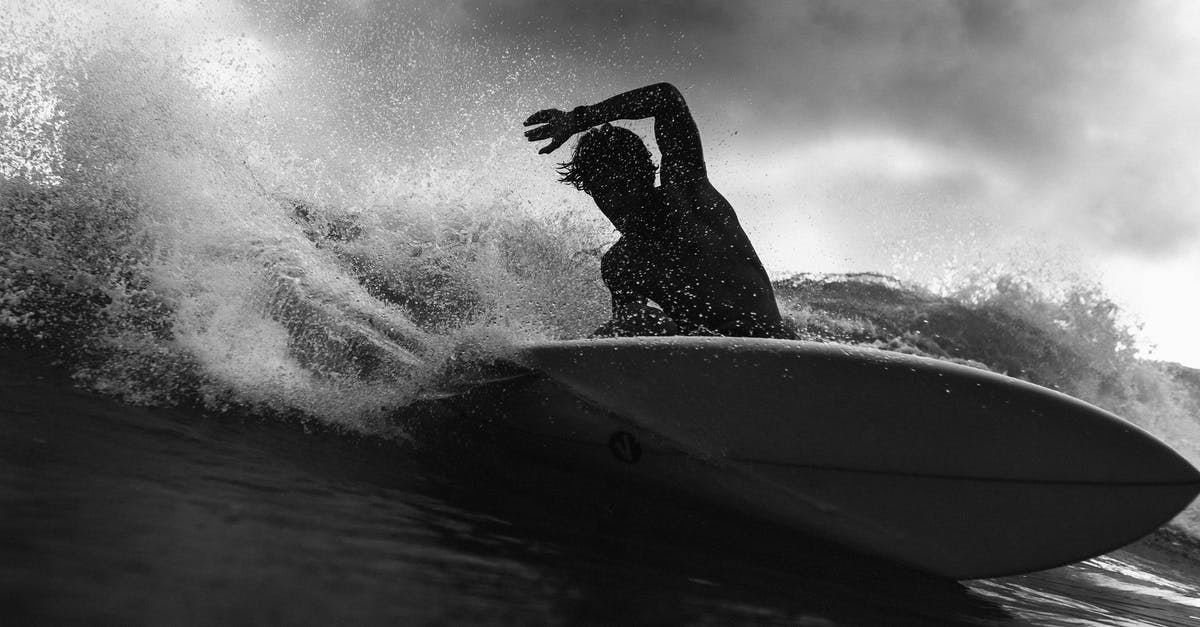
[4,0,1198,539]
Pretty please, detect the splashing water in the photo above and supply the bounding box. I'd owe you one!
[0,2,611,427]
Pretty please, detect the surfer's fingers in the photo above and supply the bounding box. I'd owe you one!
[538,136,567,154]
[524,125,554,141]
[523,109,562,126]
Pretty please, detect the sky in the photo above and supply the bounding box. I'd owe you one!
[9,0,1200,366]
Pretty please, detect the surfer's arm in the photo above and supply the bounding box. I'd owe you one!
[524,83,707,185]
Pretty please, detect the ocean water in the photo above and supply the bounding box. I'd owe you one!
[6,350,1200,626]
[5,3,1200,624]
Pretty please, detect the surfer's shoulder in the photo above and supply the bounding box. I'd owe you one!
[656,173,716,198]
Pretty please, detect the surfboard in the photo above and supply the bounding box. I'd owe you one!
[451,336,1200,580]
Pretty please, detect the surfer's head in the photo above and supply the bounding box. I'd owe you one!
[557,124,657,198]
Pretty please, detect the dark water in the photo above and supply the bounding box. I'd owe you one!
[5,350,1200,626]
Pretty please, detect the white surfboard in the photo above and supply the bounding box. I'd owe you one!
[464,336,1200,579]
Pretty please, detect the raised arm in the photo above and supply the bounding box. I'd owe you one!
[524,83,706,185]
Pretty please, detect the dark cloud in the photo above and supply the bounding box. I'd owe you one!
[464,0,737,34]
[462,1,1141,164]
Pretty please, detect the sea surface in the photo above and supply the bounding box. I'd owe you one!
[5,349,1200,626]
[5,3,1200,624]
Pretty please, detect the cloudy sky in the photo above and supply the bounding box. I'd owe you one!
[19,0,1200,366]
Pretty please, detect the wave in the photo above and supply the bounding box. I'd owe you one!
[4,4,1199,541]
[0,31,610,426]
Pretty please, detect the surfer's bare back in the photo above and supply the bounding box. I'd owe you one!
[524,82,788,339]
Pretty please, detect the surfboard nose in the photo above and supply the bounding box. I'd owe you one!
[1171,453,1200,497]
[1036,393,1200,488]
[1163,445,1200,484]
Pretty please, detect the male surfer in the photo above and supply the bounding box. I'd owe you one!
[524,83,788,339]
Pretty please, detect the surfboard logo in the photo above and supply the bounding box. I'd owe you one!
[608,431,642,464]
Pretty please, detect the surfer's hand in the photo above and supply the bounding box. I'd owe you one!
[523,107,582,154]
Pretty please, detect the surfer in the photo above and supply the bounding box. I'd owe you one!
[524,83,789,339]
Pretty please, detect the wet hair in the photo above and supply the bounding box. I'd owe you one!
[557,124,657,193]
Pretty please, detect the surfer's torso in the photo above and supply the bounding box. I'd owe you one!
[524,83,787,339]
[600,178,786,338]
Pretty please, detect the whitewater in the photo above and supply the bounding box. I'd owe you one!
[4,2,1200,624]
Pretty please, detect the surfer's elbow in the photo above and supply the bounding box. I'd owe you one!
[649,83,687,111]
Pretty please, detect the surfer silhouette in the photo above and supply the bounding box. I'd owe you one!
[524,83,788,339]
